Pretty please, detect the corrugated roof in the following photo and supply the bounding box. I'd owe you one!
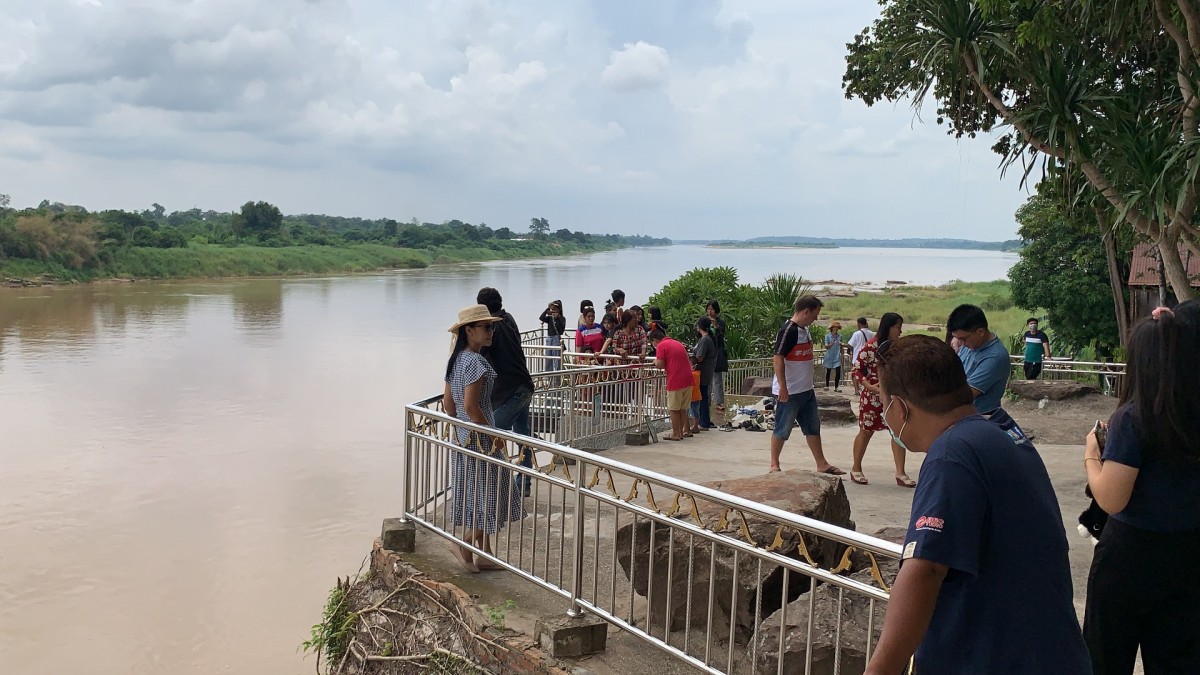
[1127,242,1200,287]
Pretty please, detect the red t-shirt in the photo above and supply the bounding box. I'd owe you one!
[655,337,693,391]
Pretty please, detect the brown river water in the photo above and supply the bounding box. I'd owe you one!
[0,246,1015,673]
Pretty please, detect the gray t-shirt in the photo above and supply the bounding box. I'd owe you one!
[693,334,717,386]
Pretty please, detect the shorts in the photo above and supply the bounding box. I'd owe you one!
[772,390,820,441]
[689,401,701,418]
[667,387,692,411]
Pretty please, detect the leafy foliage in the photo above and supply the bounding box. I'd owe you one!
[302,577,357,670]
[1008,190,1127,353]
[0,199,669,280]
[647,268,812,358]
[843,0,1200,300]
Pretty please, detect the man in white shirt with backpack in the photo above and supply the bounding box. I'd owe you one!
[846,317,875,395]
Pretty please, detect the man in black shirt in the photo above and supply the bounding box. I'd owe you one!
[477,287,535,492]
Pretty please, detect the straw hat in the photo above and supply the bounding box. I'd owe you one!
[448,304,503,333]
[830,321,842,330]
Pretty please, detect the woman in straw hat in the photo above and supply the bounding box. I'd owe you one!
[823,321,844,391]
[443,304,524,573]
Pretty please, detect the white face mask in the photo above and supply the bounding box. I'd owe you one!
[883,397,911,453]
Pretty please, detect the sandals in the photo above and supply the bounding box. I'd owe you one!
[895,476,917,488]
[850,471,869,485]
[663,435,682,441]
[820,466,847,476]
[449,545,479,574]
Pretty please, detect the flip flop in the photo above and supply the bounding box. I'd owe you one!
[663,435,682,441]
[768,466,782,473]
[850,471,869,485]
[683,432,694,438]
[821,466,847,476]
[476,558,505,571]
[449,545,479,574]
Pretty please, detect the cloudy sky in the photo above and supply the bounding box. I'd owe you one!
[0,0,1030,240]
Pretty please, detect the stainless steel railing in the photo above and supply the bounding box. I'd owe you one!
[528,362,668,448]
[402,399,903,674]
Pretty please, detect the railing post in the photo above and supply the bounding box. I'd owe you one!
[568,458,587,617]
[400,409,411,521]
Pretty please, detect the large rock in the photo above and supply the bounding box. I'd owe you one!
[753,575,885,675]
[1009,380,1100,401]
[616,471,854,643]
[743,376,774,397]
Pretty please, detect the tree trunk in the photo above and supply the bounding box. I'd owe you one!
[1160,237,1196,302]
[1100,218,1131,348]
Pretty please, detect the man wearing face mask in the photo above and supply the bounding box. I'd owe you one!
[864,335,1090,675]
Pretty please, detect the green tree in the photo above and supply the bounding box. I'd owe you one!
[1008,190,1125,353]
[231,201,284,240]
[843,0,1200,300]
[529,217,550,238]
[0,193,10,208]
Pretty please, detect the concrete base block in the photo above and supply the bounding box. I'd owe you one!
[535,613,608,658]
[381,518,416,553]
[624,430,650,446]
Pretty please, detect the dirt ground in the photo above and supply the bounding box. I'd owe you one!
[1003,393,1119,445]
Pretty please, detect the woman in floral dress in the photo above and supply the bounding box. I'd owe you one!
[850,312,915,487]
[443,304,524,573]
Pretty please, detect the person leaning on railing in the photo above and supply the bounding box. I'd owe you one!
[442,304,524,574]
[1082,302,1200,675]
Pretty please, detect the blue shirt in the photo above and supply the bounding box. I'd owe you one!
[1103,404,1200,532]
[958,335,1011,413]
[822,332,842,368]
[904,416,1090,675]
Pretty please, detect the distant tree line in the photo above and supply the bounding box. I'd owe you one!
[0,197,670,271]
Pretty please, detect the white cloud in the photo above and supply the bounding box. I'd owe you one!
[601,42,671,92]
[0,1,1030,239]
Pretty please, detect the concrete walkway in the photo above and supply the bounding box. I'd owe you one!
[403,410,1105,673]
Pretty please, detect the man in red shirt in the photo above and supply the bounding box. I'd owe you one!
[651,329,693,441]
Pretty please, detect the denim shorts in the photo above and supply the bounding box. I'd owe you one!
[773,390,820,441]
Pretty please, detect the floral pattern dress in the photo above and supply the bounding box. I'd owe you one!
[852,339,886,432]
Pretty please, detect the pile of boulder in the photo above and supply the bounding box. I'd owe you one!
[615,470,899,673]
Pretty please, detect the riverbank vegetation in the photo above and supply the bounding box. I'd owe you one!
[649,268,1046,359]
[0,199,669,282]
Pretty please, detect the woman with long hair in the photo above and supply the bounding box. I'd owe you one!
[442,305,523,573]
[607,306,648,362]
[706,300,729,411]
[1082,306,1200,674]
[850,312,915,487]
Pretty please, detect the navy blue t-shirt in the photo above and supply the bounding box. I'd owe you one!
[903,416,1091,674]
[1103,404,1200,532]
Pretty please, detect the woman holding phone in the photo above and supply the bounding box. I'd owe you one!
[1082,305,1200,674]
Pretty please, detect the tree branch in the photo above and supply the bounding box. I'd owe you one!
[961,52,1160,239]
[1177,0,1200,62]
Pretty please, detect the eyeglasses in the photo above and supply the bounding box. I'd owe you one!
[470,322,496,332]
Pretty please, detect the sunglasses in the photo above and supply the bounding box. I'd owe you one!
[470,322,497,332]
[877,339,893,364]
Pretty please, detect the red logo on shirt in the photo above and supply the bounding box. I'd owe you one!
[785,342,813,362]
[915,516,944,532]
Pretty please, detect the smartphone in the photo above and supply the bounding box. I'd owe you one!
[1092,420,1107,449]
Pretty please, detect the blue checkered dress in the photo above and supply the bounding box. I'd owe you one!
[446,350,522,533]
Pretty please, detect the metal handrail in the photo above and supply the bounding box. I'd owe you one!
[403,361,903,674]
[406,397,901,559]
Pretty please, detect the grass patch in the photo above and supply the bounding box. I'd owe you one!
[0,240,623,282]
[820,280,1032,341]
